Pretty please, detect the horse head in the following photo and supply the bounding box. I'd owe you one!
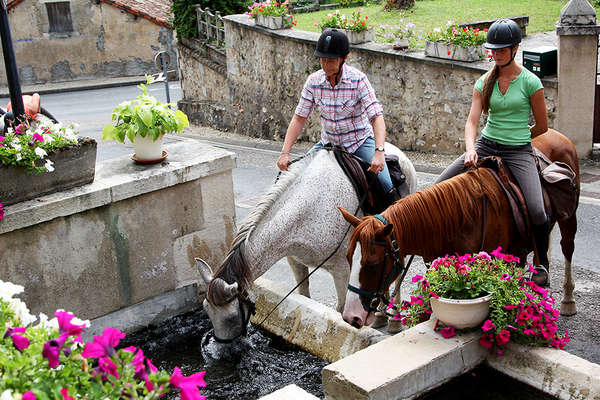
[196,258,254,344]
[339,207,401,328]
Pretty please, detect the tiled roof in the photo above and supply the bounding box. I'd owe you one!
[99,0,173,28]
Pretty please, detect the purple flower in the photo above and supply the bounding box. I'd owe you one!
[169,367,207,400]
[127,347,158,391]
[98,356,119,378]
[440,326,455,338]
[42,333,69,368]
[32,133,44,142]
[0,136,4,145]
[0,203,4,220]
[411,274,423,283]
[4,327,30,351]
[82,326,126,359]
[481,319,496,332]
[22,392,36,400]
[60,388,74,400]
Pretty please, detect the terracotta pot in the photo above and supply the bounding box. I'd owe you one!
[430,293,492,329]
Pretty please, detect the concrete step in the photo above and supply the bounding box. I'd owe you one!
[259,384,319,400]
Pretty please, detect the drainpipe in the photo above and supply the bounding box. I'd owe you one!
[0,0,25,123]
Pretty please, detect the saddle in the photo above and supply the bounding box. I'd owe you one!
[478,152,578,241]
[329,144,409,215]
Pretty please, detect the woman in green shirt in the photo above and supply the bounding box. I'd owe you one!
[436,19,551,286]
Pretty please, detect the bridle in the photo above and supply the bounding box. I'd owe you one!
[210,290,256,344]
[347,214,414,315]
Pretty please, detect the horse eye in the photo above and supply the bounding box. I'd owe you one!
[370,297,380,310]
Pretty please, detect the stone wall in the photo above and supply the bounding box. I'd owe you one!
[0,138,236,321]
[178,14,558,154]
[1,0,174,85]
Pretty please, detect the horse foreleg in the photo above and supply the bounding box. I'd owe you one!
[330,266,349,313]
[288,257,310,298]
[558,215,577,316]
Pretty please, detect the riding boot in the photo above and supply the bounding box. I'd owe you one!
[383,187,401,208]
[532,221,550,287]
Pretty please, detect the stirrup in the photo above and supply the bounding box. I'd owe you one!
[531,266,550,287]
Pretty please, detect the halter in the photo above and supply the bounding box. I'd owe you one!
[211,290,256,344]
[347,214,414,314]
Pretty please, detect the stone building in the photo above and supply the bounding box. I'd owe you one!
[0,0,175,86]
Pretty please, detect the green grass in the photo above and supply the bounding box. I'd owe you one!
[293,0,600,43]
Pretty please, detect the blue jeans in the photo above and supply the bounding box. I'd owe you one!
[310,137,394,193]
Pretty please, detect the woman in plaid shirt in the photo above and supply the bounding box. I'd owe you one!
[277,29,399,202]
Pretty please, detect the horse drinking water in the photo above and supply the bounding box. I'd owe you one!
[339,129,579,329]
[196,145,417,352]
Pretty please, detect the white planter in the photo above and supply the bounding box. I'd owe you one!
[424,40,485,62]
[255,15,292,30]
[393,38,409,50]
[132,134,164,161]
[343,29,374,45]
[430,293,492,329]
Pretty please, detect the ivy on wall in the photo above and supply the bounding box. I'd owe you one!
[171,0,250,39]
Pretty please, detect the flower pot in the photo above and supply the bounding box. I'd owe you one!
[132,134,164,162]
[0,137,97,206]
[430,293,492,329]
[255,15,292,30]
[424,40,485,62]
[393,38,409,50]
[343,29,374,45]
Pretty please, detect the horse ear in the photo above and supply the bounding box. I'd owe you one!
[195,258,214,286]
[339,206,361,227]
[380,224,394,238]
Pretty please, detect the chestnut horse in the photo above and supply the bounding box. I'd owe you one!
[339,129,579,329]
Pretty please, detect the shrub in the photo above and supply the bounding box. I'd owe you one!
[171,0,249,40]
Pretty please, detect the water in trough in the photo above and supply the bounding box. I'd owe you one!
[119,310,327,399]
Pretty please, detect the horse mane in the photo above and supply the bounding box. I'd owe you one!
[206,151,321,306]
[349,168,506,257]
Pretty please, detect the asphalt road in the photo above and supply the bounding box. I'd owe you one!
[3,83,599,363]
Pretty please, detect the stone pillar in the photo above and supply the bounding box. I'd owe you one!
[556,0,600,158]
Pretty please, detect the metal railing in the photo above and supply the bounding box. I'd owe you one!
[195,7,225,48]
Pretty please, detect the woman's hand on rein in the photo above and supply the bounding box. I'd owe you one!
[277,153,291,171]
[368,151,386,174]
[464,149,478,167]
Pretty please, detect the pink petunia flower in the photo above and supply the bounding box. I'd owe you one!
[82,326,126,359]
[22,392,36,400]
[411,274,423,283]
[169,367,207,400]
[42,333,69,368]
[60,388,74,400]
[98,356,119,379]
[481,319,496,332]
[56,310,87,342]
[479,332,494,349]
[4,327,30,351]
[490,247,504,259]
[0,203,4,220]
[32,133,44,142]
[496,329,511,346]
[440,326,455,338]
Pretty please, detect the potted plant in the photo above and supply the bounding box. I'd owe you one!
[390,248,570,354]
[376,21,420,51]
[0,118,96,206]
[0,279,207,398]
[102,75,189,164]
[317,9,374,44]
[247,1,297,30]
[425,22,487,62]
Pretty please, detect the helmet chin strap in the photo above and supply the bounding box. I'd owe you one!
[499,46,516,68]
[335,59,345,85]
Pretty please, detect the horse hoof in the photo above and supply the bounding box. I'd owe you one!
[371,312,388,329]
[560,301,577,316]
[532,266,550,287]
[387,318,403,334]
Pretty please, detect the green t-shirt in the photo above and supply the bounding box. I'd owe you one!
[475,68,543,145]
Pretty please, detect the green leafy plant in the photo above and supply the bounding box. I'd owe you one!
[390,248,570,354]
[0,119,79,174]
[0,279,207,399]
[316,8,372,33]
[384,0,414,10]
[102,75,189,144]
[171,0,249,40]
[425,22,487,47]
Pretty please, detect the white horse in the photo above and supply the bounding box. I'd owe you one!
[196,144,417,347]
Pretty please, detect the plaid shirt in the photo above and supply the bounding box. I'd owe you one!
[295,64,383,153]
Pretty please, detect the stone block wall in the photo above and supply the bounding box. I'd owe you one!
[178,14,558,154]
[0,139,236,321]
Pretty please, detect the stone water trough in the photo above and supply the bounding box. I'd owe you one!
[249,277,600,400]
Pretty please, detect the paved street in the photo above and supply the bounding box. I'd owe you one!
[3,83,600,363]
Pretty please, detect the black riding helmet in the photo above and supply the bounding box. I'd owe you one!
[484,18,522,49]
[314,29,350,58]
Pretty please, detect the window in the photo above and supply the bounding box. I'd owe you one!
[45,2,73,34]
